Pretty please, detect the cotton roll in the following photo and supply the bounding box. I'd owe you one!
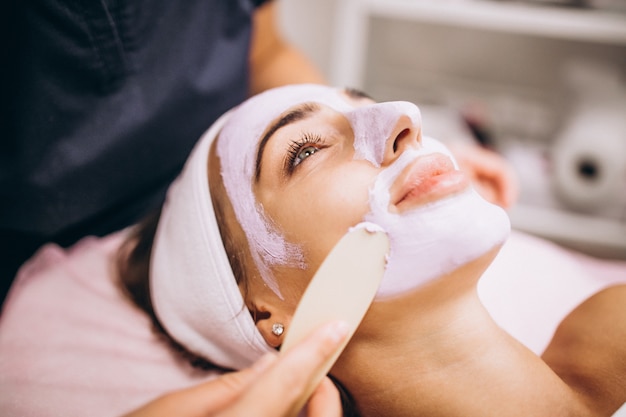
[551,103,626,213]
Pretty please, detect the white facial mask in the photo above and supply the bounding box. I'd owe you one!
[346,101,420,166]
[217,84,419,296]
[366,137,511,298]
[218,84,509,297]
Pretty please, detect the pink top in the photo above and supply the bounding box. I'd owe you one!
[0,231,214,417]
[479,231,626,354]
[1,230,625,416]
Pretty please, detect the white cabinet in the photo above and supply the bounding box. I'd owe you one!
[331,0,626,87]
[331,0,626,258]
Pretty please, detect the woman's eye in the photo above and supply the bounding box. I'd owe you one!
[285,134,325,174]
[295,146,318,166]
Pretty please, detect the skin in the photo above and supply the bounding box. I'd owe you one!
[448,142,519,209]
[208,92,626,416]
[126,1,521,410]
[131,2,518,412]
[127,4,339,416]
[251,2,518,211]
[542,285,626,416]
[249,2,326,94]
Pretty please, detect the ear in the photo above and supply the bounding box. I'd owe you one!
[250,298,293,349]
[243,265,310,349]
[256,312,290,349]
[244,277,297,349]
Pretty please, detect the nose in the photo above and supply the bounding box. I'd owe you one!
[383,103,422,163]
[347,101,422,166]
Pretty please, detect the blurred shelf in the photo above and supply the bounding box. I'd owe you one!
[509,204,626,259]
[331,0,626,87]
[331,0,626,259]
[365,0,626,44]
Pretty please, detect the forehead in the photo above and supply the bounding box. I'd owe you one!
[258,84,353,109]
[217,85,362,164]
[236,85,355,131]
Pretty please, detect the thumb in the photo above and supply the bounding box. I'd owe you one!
[120,355,278,417]
[217,321,349,417]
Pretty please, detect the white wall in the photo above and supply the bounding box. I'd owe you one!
[276,0,338,81]
[275,0,626,258]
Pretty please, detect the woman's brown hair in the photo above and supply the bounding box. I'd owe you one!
[115,142,361,415]
[116,141,254,371]
[116,209,227,371]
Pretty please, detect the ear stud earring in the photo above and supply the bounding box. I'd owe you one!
[271,323,285,336]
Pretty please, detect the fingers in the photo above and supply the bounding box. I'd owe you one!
[217,320,349,417]
[306,377,343,417]
[124,321,349,417]
[450,143,519,208]
[474,147,518,208]
[500,166,519,208]
[486,159,518,208]
[121,356,274,417]
[185,354,277,413]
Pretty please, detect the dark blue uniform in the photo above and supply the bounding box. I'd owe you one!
[1,0,269,303]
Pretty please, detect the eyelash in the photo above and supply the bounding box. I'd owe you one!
[285,133,325,174]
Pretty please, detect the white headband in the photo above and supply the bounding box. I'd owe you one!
[150,111,274,371]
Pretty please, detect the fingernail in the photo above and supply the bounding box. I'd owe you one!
[324,320,351,345]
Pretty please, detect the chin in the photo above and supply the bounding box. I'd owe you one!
[367,188,511,298]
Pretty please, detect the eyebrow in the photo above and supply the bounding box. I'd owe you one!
[343,87,375,101]
[255,102,320,181]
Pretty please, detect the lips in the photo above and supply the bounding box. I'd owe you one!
[392,153,469,212]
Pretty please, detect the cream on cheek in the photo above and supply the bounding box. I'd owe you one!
[217,84,452,299]
[216,85,354,297]
[365,137,511,298]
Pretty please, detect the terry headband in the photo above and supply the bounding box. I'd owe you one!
[150,111,274,371]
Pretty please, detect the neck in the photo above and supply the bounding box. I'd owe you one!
[332,248,588,417]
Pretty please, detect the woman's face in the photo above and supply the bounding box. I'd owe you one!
[257,98,407,265]
[215,85,510,303]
